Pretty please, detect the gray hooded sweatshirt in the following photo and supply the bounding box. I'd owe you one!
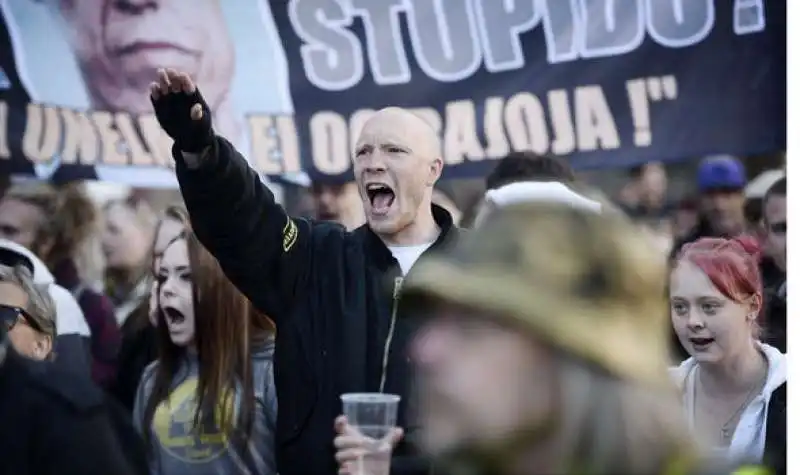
[133,339,277,475]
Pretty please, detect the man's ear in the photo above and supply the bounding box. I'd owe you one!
[426,157,444,186]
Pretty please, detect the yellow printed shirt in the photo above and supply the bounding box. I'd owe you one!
[133,340,277,475]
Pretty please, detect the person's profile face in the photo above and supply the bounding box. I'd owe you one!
[0,199,45,251]
[353,116,433,236]
[58,0,234,113]
[669,259,755,365]
[0,282,50,360]
[156,238,195,347]
[410,303,555,455]
[763,194,786,268]
[102,203,151,270]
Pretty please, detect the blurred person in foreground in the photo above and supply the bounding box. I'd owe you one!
[0,182,120,387]
[671,156,747,259]
[0,239,90,374]
[398,203,701,475]
[759,178,785,352]
[670,237,785,474]
[110,205,188,412]
[0,264,56,360]
[102,194,158,325]
[0,314,148,475]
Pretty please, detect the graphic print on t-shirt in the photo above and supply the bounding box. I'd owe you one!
[152,377,236,464]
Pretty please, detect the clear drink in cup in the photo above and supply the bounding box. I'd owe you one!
[340,393,401,475]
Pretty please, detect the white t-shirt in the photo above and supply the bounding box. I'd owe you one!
[388,242,434,275]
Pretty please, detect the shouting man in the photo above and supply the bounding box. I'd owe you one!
[150,68,459,475]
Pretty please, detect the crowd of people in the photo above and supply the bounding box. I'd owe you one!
[0,67,787,475]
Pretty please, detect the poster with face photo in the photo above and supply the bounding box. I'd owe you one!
[0,0,295,187]
[0,0,787,186]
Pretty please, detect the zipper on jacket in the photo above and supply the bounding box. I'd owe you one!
[379,277,404,393]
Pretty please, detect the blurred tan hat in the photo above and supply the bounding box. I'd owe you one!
[403,203,671,386]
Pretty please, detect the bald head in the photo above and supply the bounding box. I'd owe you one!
[357,107,441,161]
[353,107,445,241]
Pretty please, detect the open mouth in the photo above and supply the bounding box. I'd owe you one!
[114,41,198,57]
[163,307,185,325]
[365,183,395,215]
[689,337,714,348]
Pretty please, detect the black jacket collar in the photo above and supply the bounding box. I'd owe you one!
[359,204,460,272]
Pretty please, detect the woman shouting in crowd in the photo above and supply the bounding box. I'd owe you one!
[133,220,277,475]
[670,237,786,474]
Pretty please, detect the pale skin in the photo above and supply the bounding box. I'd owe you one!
[669,259,767,444]
[151,68,444,472]
[0,282,52,360]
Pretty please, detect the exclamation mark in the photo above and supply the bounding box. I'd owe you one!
[733,0,765,35]
[626,79,651,147]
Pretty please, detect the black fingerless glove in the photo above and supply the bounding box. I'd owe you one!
[151,88,214,154]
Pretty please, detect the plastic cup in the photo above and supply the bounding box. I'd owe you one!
[340,393,401,475]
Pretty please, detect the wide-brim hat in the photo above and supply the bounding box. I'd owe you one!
[403,203,672,387]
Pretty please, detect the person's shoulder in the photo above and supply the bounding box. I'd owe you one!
[25,360,105,413]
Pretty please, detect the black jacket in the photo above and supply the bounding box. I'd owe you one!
[760,258,786,353]
[764,381,786,475]
[0,339,148,475]
[174,137,462,475]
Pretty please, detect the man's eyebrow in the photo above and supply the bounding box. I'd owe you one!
[381,141,410,150]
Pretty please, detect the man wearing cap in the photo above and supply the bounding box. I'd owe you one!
[399,203,706,475]
[671,156,748,259]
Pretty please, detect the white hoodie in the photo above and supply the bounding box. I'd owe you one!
[0,239,90,337]
[669,343,787,466]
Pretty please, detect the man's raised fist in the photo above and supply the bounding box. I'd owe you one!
[150,68,213,154]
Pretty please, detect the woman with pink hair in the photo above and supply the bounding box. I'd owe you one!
[669,237,786,473]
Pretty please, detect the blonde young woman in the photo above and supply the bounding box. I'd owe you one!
[102,193,158,326]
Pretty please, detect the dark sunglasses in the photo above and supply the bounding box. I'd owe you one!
[0,304,42,333]
[768,222,787,234]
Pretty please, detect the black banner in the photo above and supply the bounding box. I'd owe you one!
[0,0,786,186]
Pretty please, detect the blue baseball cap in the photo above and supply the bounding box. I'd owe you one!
[696,155,746,192]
